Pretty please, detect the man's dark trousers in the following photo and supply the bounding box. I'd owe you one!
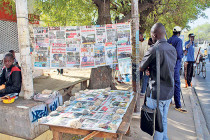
[186,61,194,86]
[174,59,182,108]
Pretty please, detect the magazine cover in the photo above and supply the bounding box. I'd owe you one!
[105,24,117,46]
[50,39,66,68]
[95,25,106,44]
[66,45,80,68]
[105,45,117,65]
[34,43,50,68]
[116,23,131,45]
[49,27,66,68]
[81,26,96,44]
[118,58,132,75]
[94,44,106,66]
[66,26,81,46]
[65,26,81,68]
[117,45,132,59]
[49,27,60,40]
[80,44,94,67]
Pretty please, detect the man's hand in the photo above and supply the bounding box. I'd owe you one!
[186,41,192,48]
[184,50,188,56]
[0,89,5,94]
[146,68,150,76]
[0,84,5,90]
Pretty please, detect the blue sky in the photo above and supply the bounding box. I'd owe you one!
[187,8,210,29]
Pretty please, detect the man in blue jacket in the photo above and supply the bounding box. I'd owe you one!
[168,26,186,113]
[185,33,195,88]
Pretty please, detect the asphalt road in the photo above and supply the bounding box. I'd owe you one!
[192,59,210,132]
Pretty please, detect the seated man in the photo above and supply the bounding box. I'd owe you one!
[0,53,22,98]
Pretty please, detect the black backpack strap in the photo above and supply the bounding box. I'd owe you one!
[156,46,160,107]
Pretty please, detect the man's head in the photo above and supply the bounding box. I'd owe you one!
[139,32,144,42]
[188,33,195,42]
[173,26,181,37]
[4,53,14,68]
[150,23,166,43]
[9,50,15,58]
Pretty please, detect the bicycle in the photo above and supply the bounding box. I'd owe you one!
[197,57,206,78]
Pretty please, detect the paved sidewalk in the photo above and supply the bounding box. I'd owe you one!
[121,79,197,140]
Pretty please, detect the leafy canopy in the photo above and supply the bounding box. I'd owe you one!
[34,0,97,26]
[110,0,210,37]
[1,0,209,37]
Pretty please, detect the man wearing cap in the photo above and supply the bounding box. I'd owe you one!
[168,26,186,113]
[185,33,195,87]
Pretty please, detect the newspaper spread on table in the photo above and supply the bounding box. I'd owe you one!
[39,89,134,133]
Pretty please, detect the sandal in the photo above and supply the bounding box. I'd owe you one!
[175,107,187,113]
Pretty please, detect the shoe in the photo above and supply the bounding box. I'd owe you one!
[140,94,144,98]
[190,82,192,87]
[175,107,187,113]
[185,80,188,88]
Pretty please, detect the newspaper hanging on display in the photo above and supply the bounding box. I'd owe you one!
[66,26,81,68]
[33,23,132,69]
[49,27,66,68]
[33,27,50,68]
[118,58,132,82]
[80,26,95,67]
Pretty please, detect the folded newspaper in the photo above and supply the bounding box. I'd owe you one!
[39,88,134,133]
[33,90,60,104]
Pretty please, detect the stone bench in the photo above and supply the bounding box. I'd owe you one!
[0,98,48,139]
[0,78,90,139]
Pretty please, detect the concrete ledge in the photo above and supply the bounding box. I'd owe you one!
[0,130,53,140]
[191,87,210,140]
[188,87,204,139]
[0,97,49,139]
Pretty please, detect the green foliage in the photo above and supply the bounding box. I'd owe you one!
[109,0,209,38]
[183,23,210,43]
[141,0,210,37]
[35,0,97,26]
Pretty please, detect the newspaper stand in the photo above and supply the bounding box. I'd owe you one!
[40,92,136,140]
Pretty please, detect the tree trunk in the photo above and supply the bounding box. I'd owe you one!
[16,0,34,99]
[93,0,111,24]
[88,66,117,90]
[89,0,116,90]
[139,6,154,33]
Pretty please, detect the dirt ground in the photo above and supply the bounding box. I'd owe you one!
[34,68,130,93]
[34,69,197,140]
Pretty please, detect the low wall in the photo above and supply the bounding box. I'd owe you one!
[0,95,63,139]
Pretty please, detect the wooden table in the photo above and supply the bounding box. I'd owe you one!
[46,93,136,140]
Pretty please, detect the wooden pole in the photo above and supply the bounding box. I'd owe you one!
[131,0,140,112]
[15,0,34,99]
